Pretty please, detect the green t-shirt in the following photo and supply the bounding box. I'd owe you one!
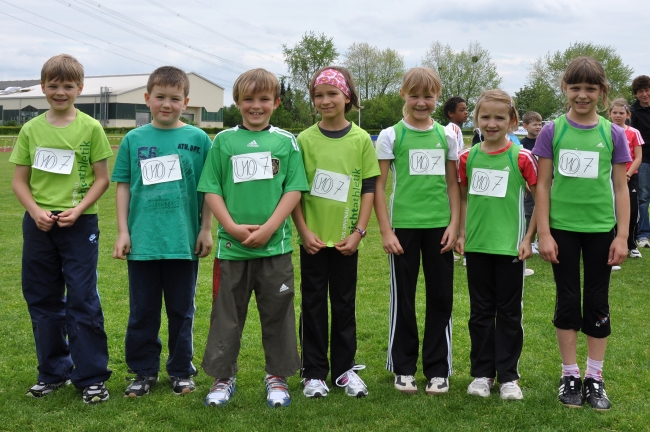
[111,124,212,260]
[465,143,526,256]
[297,123,381,246]
[9,110,113,214]
[197,126,309,260]
[550,116,615,232]
[386,121,451,228]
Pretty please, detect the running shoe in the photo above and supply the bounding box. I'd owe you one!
[205,376,236,407]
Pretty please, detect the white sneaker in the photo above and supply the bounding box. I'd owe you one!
[500,381,523,400]
[335,365,368,398]
[467,377,494,397]
[524,268,535,277]
[453,254,461,261]
[630,248,642,258]
[303,378,329,398]
[204,376,236,407]
[394,375,417,394]
[611,265,622,271]
[265,374,290,408]
[425,377,449,395]
[531,243,539,254]
[463,257,466,266]
[638,238,650,248]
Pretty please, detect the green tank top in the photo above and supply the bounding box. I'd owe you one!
[390,121,451,228]
[550,115,615,232]
[465,143,526,256]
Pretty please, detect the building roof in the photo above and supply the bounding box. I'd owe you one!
[0,72,223,99]
[0,79,40,90]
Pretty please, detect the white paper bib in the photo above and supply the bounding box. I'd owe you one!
[310,168,351,203]
[231,151,273,183]
[141,154,183,185]
[408,149,445,175]
[558,149,599,179]
[469,168,510,198]
[32,147,75,175]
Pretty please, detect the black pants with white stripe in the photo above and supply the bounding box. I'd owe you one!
[386,228,454,379]
[466,252,524,383]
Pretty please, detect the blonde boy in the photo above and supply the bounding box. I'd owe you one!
[10,54,112,403]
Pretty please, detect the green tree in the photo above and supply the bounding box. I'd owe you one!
[527,42,634,116]
[346,92,404,131]
[514,78,557,120]
[222,103,241,127]
[422,41,502,123]
[344,43,404,101]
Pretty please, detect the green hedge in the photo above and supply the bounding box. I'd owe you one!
[0,126,22,135]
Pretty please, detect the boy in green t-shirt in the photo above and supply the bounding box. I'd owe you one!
[10,54,113,403]
[199,68,308,408]
[111,66,213,398]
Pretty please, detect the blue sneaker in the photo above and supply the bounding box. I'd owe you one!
[265,374,290,408]
[204,376,236,407]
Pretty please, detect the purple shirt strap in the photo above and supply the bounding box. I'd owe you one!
[532,117,632,164]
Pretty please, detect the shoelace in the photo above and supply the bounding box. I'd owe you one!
[501,381,518,390]
[473,377,493,387]
[266,375,288,392]
[303,378,330,392]
[211,377,234,393]
[335,365,366,388]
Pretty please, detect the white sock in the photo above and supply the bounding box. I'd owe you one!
[585,358,604,381]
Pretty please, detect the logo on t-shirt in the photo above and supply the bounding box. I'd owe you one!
[225,241,232,248]
[596,143,604,148]
[272,158,280,175]
[503,166,510,171]
[247,140,259,147]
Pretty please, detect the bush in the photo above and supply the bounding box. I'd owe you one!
[0,126,21,134]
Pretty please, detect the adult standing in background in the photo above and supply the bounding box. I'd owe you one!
[629,75,650,248]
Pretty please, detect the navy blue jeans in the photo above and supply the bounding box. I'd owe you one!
[22,212,111,388]
[125,259,199,377]
[636,162,650,240]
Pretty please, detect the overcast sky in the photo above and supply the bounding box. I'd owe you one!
[1,0,648,106]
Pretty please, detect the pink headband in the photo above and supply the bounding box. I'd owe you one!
[313,68,351,98]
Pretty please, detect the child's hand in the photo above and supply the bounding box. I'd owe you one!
[31,209,56,232]
[55,208,81,228]
[113,232,131,259]
[300,230,326,255]
[608,236,628,266]
[454,235,465,255]
[518,240,533,261]
[194,228,213,258]
[381,231,404,255]
[229,224,259,243]
[440,227,458,254]
[335,233,362,256]
[538,233,559,264]
[242,224,273,248]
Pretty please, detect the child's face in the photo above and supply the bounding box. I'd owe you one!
[41,78,83,113]
[477,100,514,145]
[636,88,650,107]
[563,82,602,118]
[448,102,468,126]
[401,90,438,124]
[145,84,189,129]
[609,106,629,127]
[236,86,280,131]
[523,120,543,138]
[313,84,349,121]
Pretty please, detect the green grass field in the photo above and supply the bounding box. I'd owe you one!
[0,150,649,431]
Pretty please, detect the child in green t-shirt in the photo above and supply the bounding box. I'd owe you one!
[111,66,213,398]
[292,66,380,399]
[199,69,308,408]
[10,54,113,403]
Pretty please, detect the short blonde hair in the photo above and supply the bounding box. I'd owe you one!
[41,54,84,85]
[609,97,630,114]
[147,66,190,97]
[232,68,280,104]
[474,89,519,131]
[400,67,442,117]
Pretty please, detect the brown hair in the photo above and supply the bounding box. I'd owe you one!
[309,66,360,114]
[400,67,442,117]
[562,56,610,110]
[147,66,190,97]
[632,75,650,95]
[41,54,84,86]
[522,111,542,124]
[232,68,280,104]
[473,89,519,132]
[609,97,630,114]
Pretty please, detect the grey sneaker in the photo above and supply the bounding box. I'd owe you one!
[303,378,329,398]
[467,377,494,397]
[500,381,523,400]
[637,238,650,248]
[26,380,70,398]
[335,365,368,398]
[169,376,196,395]
[425,377,449,395]
[394,375,418,394]
[83,382,109,404]
[125,375,158,397]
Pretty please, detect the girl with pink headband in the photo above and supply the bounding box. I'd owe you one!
[292,66,380,399]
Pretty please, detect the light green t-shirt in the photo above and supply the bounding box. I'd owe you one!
[198,126,309,260]
[9,110,113,214]
[297,123,381,246]
[111,124,212,260]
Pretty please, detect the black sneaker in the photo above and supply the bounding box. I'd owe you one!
[558,376,583,408]
[170,376,196,395]
[26,380,70,398]
[83,382,109,404]
[125,375,158,397]
[583,377,611,411]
